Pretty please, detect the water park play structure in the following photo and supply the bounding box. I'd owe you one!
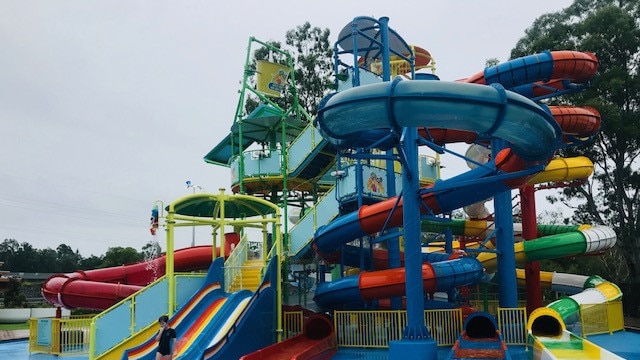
[33,15,638,360]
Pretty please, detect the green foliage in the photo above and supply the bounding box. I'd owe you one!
[100,246,144,268]
[3,278,26,308]
[512,0,640,283]
[142,241,162,259]
[79,255,103,270]
[284,22,334,116]
[0,238,149,273]
[245,22,333,118]
[56,244,82,272]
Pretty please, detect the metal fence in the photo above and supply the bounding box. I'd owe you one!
[333,309,463,348]
[29,301,626,356]
[283,310,304,339]
[497,307,528,345]
[29,315,93,355]
[580,301,625,336]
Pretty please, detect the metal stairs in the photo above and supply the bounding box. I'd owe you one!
[228,259,263,292]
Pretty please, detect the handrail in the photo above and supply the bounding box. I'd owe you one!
[224,234,249,292]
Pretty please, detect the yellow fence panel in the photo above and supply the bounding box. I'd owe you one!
[283,311,304,339]
[497,307,527,345]
[424,309,463,346]
[607,301,625,333]
[334,310,403,348]
[334,309,462,348]
[470,300,527,315]
[581,301,624,336]
[29,316,92,356]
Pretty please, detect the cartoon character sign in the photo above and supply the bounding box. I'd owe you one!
[366,171,385,194]
[268,68,289,94]
[256,60,291,97]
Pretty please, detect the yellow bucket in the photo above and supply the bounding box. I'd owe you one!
[256,60,290,97]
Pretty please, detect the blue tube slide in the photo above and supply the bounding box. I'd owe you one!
[312,78,562,309]
[314,79,561,161]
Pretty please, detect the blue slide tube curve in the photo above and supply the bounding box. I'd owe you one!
[314,79,561,161]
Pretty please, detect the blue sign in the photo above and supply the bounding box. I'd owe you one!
[37,319,51,346]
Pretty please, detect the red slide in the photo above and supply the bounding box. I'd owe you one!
[42,234,239,310]
[240,313,337,360]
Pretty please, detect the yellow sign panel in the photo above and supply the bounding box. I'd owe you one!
[256,60,290,97]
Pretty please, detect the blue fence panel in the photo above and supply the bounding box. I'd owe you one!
[133,280,168,332]
[288,125,317,171]
[175,274,207,309]
[93,298,133,356]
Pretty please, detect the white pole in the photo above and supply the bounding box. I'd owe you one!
[185,180,204,248]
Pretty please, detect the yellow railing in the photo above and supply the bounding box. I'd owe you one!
[26,302,624,356]
[223,234,250,292]
[333,309,462,348]
[29,315,93,355]
[424,309,463,346]
[580,301,624,336]
[283,311,304,339]
[334,310,402,348]
[497,307,528,345]
[469,300,527,315]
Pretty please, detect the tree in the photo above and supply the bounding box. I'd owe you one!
[79,255,103,270]
[245,22,333,118]
[0,239,19,270]
[3,278,26,308]
[511,1,640,285]
[284,22,334,116]
[38,248,60,273]
[141,241,162,260]
[56,244,82,272]
[100,247,143,268]
[11,242,41,272]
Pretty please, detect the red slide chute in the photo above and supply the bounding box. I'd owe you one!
[42,234,240,310]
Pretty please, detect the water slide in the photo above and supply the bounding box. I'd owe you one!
[313,50,623,357]
[240,313,337,360]
[115,258,279,360]
[41,240,238,310]
[524,267,623,360]
[446,312,509,360]
[312,51,599,309]
[120,283,252,360]
[121,289,254,360]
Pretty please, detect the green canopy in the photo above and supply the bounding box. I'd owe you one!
[168,194,276,218]
[203,104,307,166]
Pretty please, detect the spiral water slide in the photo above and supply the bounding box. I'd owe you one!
[41,245,217,310]
[312,51,601,310]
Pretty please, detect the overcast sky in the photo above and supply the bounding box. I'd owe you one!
[0,1,575,257]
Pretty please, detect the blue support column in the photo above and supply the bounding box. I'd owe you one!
[492,139,518,308]
[379,17,391,82]
[389,127,437,360]
[386,149,402,309]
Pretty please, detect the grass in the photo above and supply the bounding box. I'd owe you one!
[0,322,29,331]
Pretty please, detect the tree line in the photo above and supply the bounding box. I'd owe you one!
[0,238,161,274]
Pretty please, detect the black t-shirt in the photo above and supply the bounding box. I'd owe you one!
[158,328,177,355]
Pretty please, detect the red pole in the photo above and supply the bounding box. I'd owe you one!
[520,185,542,314]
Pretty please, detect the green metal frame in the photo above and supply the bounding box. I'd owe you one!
[164,189,283,339]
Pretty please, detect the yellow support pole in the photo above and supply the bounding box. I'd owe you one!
[165,209,176,316]
[275,216,283,342]
[219,189,226,259]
